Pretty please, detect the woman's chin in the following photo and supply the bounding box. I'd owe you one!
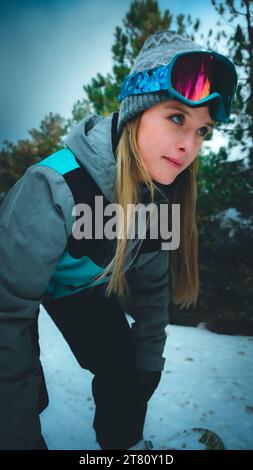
[153,174,177,185]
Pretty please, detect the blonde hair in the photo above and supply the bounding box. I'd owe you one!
[91,113,199,310]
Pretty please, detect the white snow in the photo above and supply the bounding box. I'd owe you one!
[39,306,253,450]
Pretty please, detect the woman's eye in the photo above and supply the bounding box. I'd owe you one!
[168,114,210,139]
[168,114,184,125]
[198,127,209,138]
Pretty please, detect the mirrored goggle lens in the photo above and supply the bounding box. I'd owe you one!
[171,52,236,110]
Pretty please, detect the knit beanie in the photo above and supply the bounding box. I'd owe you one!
[117,30,204,136]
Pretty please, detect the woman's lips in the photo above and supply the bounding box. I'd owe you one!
[162,156,183,167]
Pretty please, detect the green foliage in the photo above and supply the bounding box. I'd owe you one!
[67,98,92,128]
[0,113,67,200]
[206,0,253,166]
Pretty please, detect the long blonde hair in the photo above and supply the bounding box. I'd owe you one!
[92,113,199,310]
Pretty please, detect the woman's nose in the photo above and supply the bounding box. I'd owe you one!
[176,132,196,154]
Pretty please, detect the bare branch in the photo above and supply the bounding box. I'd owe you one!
[216,16,237,30]
[229,6,247,17]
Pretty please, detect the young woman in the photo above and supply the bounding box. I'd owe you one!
[0,30,237,450]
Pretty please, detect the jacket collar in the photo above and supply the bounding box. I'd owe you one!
[65,111,170,204]
[111,111,120,159]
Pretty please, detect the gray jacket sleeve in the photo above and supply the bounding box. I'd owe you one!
[0,165,73,449]
[125,249,170,372]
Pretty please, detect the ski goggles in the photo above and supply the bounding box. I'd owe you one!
[118,50,238,122]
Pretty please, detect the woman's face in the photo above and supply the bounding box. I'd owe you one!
[137,99,215,185]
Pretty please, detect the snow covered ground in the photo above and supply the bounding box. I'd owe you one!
[39,306,253,450]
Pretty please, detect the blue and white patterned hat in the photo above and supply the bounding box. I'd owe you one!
[117,30,203,136]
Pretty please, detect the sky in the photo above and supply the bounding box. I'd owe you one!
[0,0,232,149]
[39,305,253,450]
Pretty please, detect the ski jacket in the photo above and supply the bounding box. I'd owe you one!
[0,111,171,448]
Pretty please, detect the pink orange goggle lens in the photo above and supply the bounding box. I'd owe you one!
[172,53,214,102]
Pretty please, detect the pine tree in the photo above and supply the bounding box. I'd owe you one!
[0,113,67,200]
[206,0,253,167]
